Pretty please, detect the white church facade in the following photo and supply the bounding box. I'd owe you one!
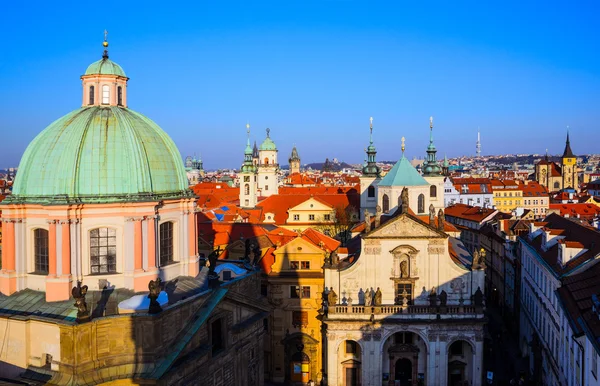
[328,128,486,386]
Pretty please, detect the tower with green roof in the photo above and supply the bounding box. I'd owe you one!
[421,117,446,212]
[240,124,258,208]
[360,117,382,219]
[257,128,279,197]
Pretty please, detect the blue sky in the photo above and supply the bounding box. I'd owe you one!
[1,1,599,169]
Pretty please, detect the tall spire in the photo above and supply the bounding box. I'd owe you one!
[423,116,442,176]
[362,117,380,177]
[562,127,575,158]
[242,123,256,173]
[102,30,109,59]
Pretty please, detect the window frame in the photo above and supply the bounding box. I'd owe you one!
[33,228,49,274]
[101,84,110,105]
[89,227,117,274]
[159,221,175,266]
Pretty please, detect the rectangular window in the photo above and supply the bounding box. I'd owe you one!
[222,271,232,281]
[90,228,117,274]
[101,85,110,104]
[292,311,308,327]
[346,341,358,354]
[293,214,300,221]
[324,214,331,221]
[211,319,223,354]
[159,222,174,266]
[309,214,315,221]
[301,286,311,298]
[265,185,269,191]
[290,261,300,269]
[396,283,413,305]
[290,285,300,298]
[301,261,310,269]
[34,229,49,274]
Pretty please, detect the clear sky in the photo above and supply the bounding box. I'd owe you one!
[1,1,599,169]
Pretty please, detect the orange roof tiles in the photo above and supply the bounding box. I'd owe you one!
[444,203,497,223]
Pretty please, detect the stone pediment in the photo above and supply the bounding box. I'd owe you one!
[366,214,445,239]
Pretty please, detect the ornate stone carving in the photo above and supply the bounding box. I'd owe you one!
[450,278,466,293]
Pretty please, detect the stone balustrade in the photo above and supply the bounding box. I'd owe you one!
[329,304,480,315]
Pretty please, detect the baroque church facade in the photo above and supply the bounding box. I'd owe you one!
[329,122,486,386]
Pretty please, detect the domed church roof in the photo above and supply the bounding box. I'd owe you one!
[8,36,189,204]
[260,128,277,151]
[11,107,190,203]
[85,58,127,77]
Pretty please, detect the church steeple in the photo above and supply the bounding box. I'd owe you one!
[422,116,442,176]
[562,130,575,158]
[362,117,381,177]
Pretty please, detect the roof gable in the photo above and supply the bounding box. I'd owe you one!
[366,213,446,239]
[289,196,334,212]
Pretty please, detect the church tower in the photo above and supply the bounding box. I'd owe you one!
[257,128,279,197]
[422,117,445,212]
[359,117,381,220]
[239,124,258,208]
[561,131,578,189]
[289,145,301,174]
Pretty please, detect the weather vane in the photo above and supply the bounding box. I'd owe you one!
[266,127,270,137]
[430,116,434,130]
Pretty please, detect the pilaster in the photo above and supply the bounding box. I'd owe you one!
[0,219,17,295]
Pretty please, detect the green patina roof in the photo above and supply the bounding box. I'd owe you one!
[379,155,428,187]
[260,137,277,151]
[9,106,190,204]
[85,58,127,77]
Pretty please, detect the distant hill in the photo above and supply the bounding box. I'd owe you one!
[306,160,354,172]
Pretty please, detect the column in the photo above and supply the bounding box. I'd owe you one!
[147,216,156,270]
[48,220,57,277]
[61,221,71,276]
[473,338,484,386]
[1,220,15,271]
[134,218,143,272]
[0,219,17,295]
[187,210,199,276]
[46,220,71,302]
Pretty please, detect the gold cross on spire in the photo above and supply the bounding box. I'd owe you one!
[430,116,434,129]
[369,116,373,129]
[401,136,406,153]
[246,122,250,135]
[103,30,109,47]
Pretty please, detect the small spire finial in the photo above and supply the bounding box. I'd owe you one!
[401,136,406,153]
[102,30,109,59]
[266,127,270,138]
[369,117,374,143]
[430,116,433,129]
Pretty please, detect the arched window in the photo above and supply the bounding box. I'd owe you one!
[34,229,49,274]
[382,194,390,213]
[264,157,269,165]
[244,184,250,195]
[117,86,123,106]
[90,228,117,274]
[159,222,174,266]
[368,186,375,198]
[89,85,95,105]
[418,194,425,213]
[101,85,110,104]
[430,185,437,198]
[553,181,560,190]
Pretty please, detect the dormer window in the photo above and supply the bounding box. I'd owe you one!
[89,86,95,105]
[102,85,110,104]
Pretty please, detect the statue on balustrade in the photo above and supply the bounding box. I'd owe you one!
[364,288,372,306]
[328,288,338,306]
[374,287,382,306]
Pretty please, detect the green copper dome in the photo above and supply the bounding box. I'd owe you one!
[260,128,277,151]
[10,106,190,204]
[85,58,127,77]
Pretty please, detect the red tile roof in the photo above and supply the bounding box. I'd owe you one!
[549,203,600,220]
[444,203,497,223]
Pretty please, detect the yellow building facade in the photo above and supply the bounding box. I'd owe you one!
[492,181,522,212]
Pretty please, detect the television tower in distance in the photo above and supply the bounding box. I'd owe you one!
[476,129,481,157]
